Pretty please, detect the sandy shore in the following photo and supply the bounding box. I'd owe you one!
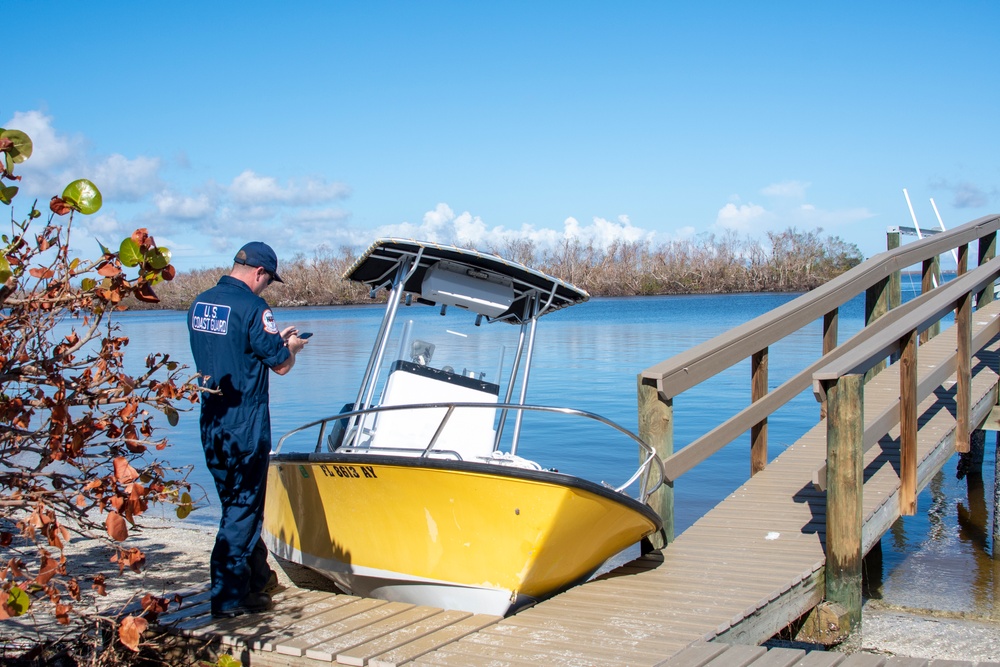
[3,517,998,662]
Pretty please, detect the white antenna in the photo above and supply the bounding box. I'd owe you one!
[930,197,959,266]
[903,188,937,288]
[903,188,922,239]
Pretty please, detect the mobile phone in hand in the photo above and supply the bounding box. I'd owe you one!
[298,332,313,339]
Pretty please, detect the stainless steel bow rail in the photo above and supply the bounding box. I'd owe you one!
[273,401,665,504]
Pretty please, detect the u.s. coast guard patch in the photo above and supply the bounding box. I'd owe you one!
[191,302,230,335]
[262,309,278,334]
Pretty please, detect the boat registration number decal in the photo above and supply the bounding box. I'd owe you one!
[320,464,377,479]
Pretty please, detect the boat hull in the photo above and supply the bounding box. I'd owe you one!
[263,453,662,615]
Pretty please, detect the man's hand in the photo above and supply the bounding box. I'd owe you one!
[273,326,308,375]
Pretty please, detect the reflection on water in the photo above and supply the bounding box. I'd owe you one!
[107,293,997,619]
[873,442,998,620]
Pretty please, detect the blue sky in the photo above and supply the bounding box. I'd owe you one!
[5,1,998,272]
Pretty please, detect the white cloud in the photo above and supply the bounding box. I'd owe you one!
[154,191,217,220]
[373,205,658,252]
[9,109,884,272]
[952,181,989,209]
[76,212,132,244]
[229,170,350,206]
[716,202,768,232]
[288,207,352,224]
[5,110,81,171]
[92,154,163,202]
[760,180,810,199]
[4,110,164,209]
[4,110,87,198]
[716,185,874,235]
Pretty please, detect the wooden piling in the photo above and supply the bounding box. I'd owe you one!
[977,231,996,309]
[957,243,971,453]
[751,347,768,476]
[824,373,864,628]
[864,277,890,381]
[887,229,902,313]
[921,256,941,343]
[638,375,674,546]
[820,310,839,420]
[899,329,918,515]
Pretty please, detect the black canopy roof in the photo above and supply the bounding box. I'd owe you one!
[344,238,590,324]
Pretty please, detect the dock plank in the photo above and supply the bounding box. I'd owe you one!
[366,614,501,667]
[336,609,470,666]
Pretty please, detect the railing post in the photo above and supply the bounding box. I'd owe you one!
[977,231,996,309]
[820,309,839,420]
[638,375,673,547]
[957,243,971,453]
[920,256,941,343]
[887,229,902,312]
[887,231,902,366]
[751,347,768,476]
[899,329,918,515]
[824,373,864,629]
[864,277,890,381]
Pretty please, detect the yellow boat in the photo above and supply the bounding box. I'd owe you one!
[263,239,664,616]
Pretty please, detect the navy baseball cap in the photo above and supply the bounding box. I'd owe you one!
[234,241,284,283]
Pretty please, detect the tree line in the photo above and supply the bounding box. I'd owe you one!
[139,228,864,310]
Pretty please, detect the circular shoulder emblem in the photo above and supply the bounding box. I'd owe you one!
[262,309,279,334]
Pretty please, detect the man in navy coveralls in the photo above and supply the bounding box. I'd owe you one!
[188,241,309,618]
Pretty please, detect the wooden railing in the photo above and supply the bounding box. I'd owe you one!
[638,213,1000,540]
[810,251,1000,625]
[638,212,1000,626]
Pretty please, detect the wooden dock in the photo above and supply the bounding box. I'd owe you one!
[155,299,1000,666]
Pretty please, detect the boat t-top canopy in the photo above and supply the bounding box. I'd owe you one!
[344,238,590,324]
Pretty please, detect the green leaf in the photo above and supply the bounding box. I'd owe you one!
[0,185,17,205]
[0,130,33,163]
[81,277,97,291]
[119,238,142,267]
[217,654,241,667]
[6,586,30,616]
[0,255,11,284]
[62,179,102,215]
[175,492,193,520]
[147,246,171,270]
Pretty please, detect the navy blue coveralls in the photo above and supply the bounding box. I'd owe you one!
[188,275,290,615]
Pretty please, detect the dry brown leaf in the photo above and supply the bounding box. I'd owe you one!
[118,615,148,652]
[105,512,128,542]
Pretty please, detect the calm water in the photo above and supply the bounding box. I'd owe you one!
[113,291,997,618]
